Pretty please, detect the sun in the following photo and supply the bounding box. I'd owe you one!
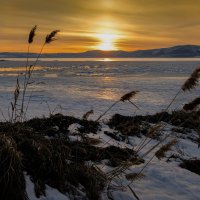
[96,33,117,51]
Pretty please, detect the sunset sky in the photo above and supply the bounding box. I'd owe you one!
[1,0,200,53]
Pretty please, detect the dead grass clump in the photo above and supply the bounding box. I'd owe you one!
[67,163,106,200]
[144,124,162,139]
[69,142,142,167]
[24,114,100,136]
[131,111,198,128]
[104,131,126,141]
[86,137,102,145]
[104,146,144,167]
[7,120,140,199]
[108,114,141,137]
[17,137,52,197]
[155,140,177,159]
[0,135,28,200]
[78,119,100,134]
[15,134,106,199]
[125,172,145,181]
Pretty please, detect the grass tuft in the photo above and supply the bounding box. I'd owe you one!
[155,140,177,160]
[0,135,28,200]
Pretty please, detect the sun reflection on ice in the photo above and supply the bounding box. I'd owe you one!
[97,88,119,100]
[98,58,113,62]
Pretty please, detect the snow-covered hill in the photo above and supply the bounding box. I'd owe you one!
[1,45,200,58]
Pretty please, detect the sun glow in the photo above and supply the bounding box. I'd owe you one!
[96,33,117,51]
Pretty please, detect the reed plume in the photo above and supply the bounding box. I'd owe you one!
[45,30,60,44]
[120,91,139,102]
[182,67,200,91]
[183,97,200,111]
[28,25,37,44]
[191,67,200,78]
[120,91,140,110]
[182,77,198,91]
[83,109,94,120]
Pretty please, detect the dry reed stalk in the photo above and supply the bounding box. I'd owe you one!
[96,100,119,121]
[183,97,200,111]
[10,76,20,122]
[28,29,60,84]
[96,91,139,121]
[108,133,171,182]
[103,69,200,189]
[128,185,140,200]
[19,28,60,122]
[141,134,170,158]
[106,162,132,180]
[155,139,177,159]
[107,68,200,196]
[127,154,154,188]
[128,137,174,189]
[135,125,162,153]
[21,26,38,121]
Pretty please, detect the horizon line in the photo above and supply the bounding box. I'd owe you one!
[0,44,199,54]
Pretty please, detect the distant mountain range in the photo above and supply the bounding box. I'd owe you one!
[1,45,200,58]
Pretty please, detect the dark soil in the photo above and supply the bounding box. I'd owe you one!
[180,159,200,175]
[108,110,200,137]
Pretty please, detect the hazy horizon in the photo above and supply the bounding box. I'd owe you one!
[1,44,200,54]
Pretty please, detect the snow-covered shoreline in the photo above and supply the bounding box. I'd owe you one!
[15,112,200,200]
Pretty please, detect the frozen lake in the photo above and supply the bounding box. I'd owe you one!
[0,58,200,120]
